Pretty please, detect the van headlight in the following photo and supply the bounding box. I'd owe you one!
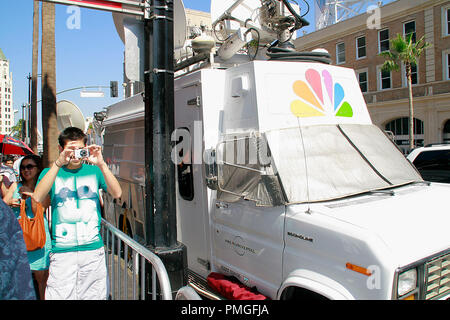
[397,269,417,297]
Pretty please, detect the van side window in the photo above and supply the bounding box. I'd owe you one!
[216,134,284,206]
[175,128,194,201]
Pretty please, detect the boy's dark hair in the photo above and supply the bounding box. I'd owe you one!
[58,126,87,147]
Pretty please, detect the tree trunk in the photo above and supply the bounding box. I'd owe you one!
[406,63,415,151]
[30,0,39,153]
[41,2,58,167]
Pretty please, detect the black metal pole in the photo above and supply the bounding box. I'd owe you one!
[144,0,187,297]
[27,73,32,144]
[150,0,175,248]
[144,10,154,248]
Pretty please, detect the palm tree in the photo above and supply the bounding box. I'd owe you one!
[30,0,39,154]
[10,119,24,140]
[380,33,430,151]
[41,2,58,167]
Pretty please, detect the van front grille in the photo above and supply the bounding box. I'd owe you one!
[425,253,450,300]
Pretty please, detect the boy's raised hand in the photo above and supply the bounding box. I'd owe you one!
[58,141,78,166]
[87,145,105,166]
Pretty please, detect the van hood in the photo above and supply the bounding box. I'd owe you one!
[318,183,450,267]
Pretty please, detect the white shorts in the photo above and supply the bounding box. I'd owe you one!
[45,247,107,300]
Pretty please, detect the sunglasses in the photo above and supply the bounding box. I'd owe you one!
[21,164,38,170]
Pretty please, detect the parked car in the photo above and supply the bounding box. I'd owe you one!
[407,144,450,183]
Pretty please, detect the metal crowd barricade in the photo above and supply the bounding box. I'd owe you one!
[100,218,172,300]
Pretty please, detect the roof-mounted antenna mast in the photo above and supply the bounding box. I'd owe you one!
[315,0,382,30]
[211,0,310,60]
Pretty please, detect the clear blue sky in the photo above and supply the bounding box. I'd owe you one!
[0,0,383,133]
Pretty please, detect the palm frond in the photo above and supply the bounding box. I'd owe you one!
[379,33,430,72]
[381,60,399,72]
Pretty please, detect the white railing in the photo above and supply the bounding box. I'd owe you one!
[101,218,172,300]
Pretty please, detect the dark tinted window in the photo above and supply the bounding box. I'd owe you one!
[413,150,450,183]
[175,128,194,201]
[357,36,366,59]
[404,21,416,43]
[379,29,389,52]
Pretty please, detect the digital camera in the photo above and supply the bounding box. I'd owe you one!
[74,148,89,159]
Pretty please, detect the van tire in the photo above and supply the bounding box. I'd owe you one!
[280,287,329,300]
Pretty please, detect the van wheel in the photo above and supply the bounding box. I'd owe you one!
[281,287,329,300]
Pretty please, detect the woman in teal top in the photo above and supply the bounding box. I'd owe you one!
[6,154,51,300]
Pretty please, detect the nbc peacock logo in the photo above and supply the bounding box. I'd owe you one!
[290,69,353,118]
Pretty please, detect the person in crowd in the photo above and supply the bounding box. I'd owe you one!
[1,156,17,184]
[0,173,14,202]
[31,127,122,300]
[5,155,51,300]
[0,198,36,300]
[5,155,14,169]
[0,157,17,202]
[4,155,15,168]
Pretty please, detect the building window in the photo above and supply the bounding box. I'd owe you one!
[402,63,418,86]
[385,117,424,153]
[443,6,450,37]
[336,42,345,64]
[447,52,450,80]
[403,20,416,42]
[443,120,450,143]
[443,50,450,80]
[379,29,390,53]
[378,66,391,90]
[356,36,366,59]
[410,63,418,85]
[356,69,368,92]
[448,8,450,35]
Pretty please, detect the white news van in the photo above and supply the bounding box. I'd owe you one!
[100,59,450,300]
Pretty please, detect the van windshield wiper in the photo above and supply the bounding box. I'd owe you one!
[409,180,431,186]
[367,189,395,196]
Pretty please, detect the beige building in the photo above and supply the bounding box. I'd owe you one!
[185,8,213,38]
[294,0,450,153]
[0,48,14,135]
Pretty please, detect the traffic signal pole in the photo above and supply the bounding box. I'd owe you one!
[144,0,187,297]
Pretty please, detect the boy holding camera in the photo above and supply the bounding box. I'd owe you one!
[31,127,122,300]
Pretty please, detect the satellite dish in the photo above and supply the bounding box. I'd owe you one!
[57,100,86,132]
[211,0,301,45]
[211,0,261,26]
[211,0,264,38]
[174,0,188,52]
[112,0,187,51]
[112,0,186,80]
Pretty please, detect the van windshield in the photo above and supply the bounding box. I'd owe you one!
[265,124,423,203]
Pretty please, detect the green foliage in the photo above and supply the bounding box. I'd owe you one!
[380,33,430,74]
[10,119,24,139]
[379,33,430,150]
